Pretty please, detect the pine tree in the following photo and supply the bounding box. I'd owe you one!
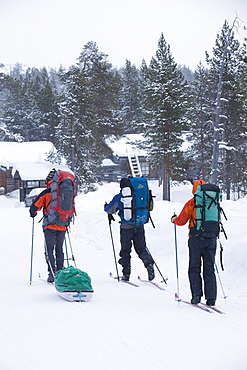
[31,67,60,142]
[56,42,122,189]
[118,59,142,132]
[2,66,60,142]
[186,62,215,181]
[206,20,247,198]
[140,33,189,200]
[3,69,41,141]
[0,66,20,141]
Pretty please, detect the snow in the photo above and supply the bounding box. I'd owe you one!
[102,158,118,166]
[0,141,71,180]
[0,180,247,370]
[0,141,55,165]
[12,162,72,181]
[106,134,147,156]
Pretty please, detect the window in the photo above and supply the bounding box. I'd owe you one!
[140,162,149,176]
[27,181,39,188]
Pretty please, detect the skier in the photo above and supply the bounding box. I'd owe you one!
[171,179,217,306]
[30,168,66,282]
[104,178,155,281]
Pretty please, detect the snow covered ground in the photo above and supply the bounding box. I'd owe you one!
[0,181,246,370]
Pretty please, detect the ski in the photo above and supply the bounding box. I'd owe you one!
[179,300,213,313]
[109,273,139,287]
[176,298,225,314]
[137,276,166,291]
[39,277,54,286]
[199,302,225,314]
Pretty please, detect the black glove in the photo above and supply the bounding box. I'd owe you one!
[30,212,36,218]
[108,214,115,223]
[171,214,177,223]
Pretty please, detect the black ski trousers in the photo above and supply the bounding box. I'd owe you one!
[119,225,154,275]
[44,229,66,273]
[188,236,217,301]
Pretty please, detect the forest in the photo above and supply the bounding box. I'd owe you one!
[0,20,246,199]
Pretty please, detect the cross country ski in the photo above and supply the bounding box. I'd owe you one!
[137,276,166,290]
[109,272,139,287]
[178,299,225,314]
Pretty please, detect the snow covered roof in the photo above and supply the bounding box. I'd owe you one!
[102,158,119,167]
[0,158,9,170]
[106,134,147,157]
[12,162,71,181]
[0,141,71,180]
[0,141,54,165]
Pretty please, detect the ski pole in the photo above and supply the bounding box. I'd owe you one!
[145,246,167,284]
[29,218,35,285]
[218,239,224,271]
[215,262,227,300]
[107,214,120,281]
[66,229,77,268]
[174,221,180,301]
[64,236,70,267]
[44,240,56,277]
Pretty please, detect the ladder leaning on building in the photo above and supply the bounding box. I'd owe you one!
[128,153,142,177]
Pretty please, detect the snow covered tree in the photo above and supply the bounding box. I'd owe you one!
[0,66,21,141]
[185,63,215,181]
[56,42,122,189]
[3,69,41,141]
[2,66,60,142]
[30,67,60,142]
[180,65,194,82]
[118,59,142,132]
[140,33,189,200]
[206,20,247,198]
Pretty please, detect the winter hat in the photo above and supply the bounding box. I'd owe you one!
[46,168,56,184]
[192,179,206,194]
[120,177,131,188]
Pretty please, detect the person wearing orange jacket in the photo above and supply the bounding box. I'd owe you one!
[171,179,217,306]
[30,168,66,283]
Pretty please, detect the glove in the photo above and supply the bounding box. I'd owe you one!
[30,212,36,218]
[108,214,115,223]
[171,214,177,223]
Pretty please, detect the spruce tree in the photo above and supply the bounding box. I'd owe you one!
[206,20,247,198]
[119,59,142,132]
[140,33,189,200]
[31,67,60,142]
[3,69,41,141]
[0,67,19,140]
[3,66,60,142]
[186,62,215,181]
[56,42,122,189]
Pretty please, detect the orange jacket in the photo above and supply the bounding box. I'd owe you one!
[173,197,196,229]
[30,181,67,231]
[173,180,206,231]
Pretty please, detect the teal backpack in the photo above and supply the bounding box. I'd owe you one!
[194,184,227,238]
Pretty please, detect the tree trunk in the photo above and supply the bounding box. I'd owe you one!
[225,153,231,200]
[211,20,236,185]
[162,159,170,201]
[211,61,224,185]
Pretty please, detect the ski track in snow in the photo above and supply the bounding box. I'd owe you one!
[0,181,247,370]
